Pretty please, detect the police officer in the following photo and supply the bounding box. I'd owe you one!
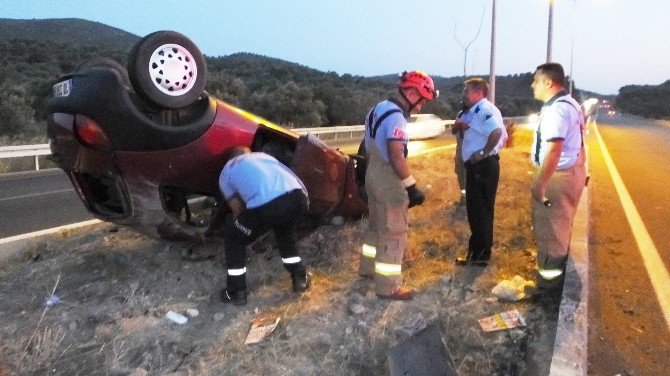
[530,63,586,292]
[359,70,438,300]
[218,147,310,305]
[454,78,507,267]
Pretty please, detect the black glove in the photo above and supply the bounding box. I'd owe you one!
[406,184,425,208]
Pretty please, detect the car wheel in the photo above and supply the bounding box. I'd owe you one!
[76,57,131,88]
[127,30,208,109]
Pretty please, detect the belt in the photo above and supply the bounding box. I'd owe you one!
[465,154,499,166]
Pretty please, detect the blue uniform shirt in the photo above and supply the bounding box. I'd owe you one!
[461,98,507,161]
[364,99,408,162]
[219,152,307,209]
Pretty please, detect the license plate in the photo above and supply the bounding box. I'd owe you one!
[53,79,72,97]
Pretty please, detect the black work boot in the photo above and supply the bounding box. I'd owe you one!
[220,289,247,305]
[286,263,310,293]
[221,274,247,305]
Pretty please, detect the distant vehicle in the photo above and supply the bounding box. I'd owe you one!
[405,114,448,140]
[46,30,367,244]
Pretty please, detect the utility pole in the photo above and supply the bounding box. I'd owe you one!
[489,0,496,104]
[547,0,554,62]
[569,0,577,95]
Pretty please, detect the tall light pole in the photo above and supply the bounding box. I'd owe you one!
[568,0,577,94]
[489,0,497,104]
[547,0,554,62]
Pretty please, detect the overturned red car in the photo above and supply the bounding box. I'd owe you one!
[46,30,367,243]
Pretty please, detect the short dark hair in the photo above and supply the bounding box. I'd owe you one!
[535,63,565,86]
[223,146,251,165]
[463,77,489,97]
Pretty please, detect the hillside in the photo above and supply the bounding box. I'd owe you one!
[616,80,670,119]
[1,18,551,142]
[0,18,139,51]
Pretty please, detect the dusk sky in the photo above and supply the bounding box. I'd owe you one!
[3,0,668,95]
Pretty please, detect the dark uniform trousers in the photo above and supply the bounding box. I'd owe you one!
[224,189,308,291]
[465,154,500,261]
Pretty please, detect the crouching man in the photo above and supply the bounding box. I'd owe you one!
[219,146,310,305]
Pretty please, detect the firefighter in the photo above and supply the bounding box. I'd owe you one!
[359,70,438,300]
[530,63,587,293]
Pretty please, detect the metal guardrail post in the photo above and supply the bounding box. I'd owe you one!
[35,155,40,171]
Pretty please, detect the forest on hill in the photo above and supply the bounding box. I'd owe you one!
[0,18,598,143]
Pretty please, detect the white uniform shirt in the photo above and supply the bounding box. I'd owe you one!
[219,152,307,209]
[363,99,408,162]
[461,98,507,161]
[531,92,584,170]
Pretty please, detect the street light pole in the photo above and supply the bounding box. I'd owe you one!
[489,0,496,104]
[547,0,554,62]
[568,0,577,95]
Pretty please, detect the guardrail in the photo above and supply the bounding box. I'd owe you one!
[1,116,528,172]
[292,125,366,140]
[0,125,372,172]
[0,144,51,171]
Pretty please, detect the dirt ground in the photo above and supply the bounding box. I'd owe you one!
[0,129,562,375]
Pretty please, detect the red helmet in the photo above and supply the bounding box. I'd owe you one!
[398,70,439,100]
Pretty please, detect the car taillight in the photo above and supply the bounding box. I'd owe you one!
[75,115,110,149]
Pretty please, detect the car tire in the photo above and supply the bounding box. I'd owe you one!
[76,57,131,88]
[127,30,208,109]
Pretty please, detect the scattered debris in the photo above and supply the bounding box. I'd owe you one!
[399,313,427,338]
[165,311,188,325]
[244,316,280,345]
[186,308,199,317]
[478,309,527,332]
[213,312,225,322]
[348,303,366,315]
[43,294,61,307]
[491,275,536,302]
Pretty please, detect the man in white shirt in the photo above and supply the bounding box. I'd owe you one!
[530,62,587,292]
[218,147,310,305]
[453,78,507,267]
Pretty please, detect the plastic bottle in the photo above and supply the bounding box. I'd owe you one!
[165,311,188,324]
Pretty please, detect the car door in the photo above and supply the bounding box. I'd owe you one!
[290,134,347,216]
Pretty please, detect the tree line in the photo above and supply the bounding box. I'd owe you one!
[2,37,566,143]
[615,80,670,119]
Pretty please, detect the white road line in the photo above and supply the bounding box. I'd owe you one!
[408,143,456,157]
[593,122,670,332]
[0,188,74,202]
[0,219,102,245]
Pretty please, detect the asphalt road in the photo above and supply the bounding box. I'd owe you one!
[0,169,93,238]
[0,135,455,239]
[587,110,670,375]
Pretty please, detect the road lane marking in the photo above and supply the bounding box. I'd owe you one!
[593,122,670,332]
[0,219,101,246]
[0,188,74,202]
[408,143,456,157]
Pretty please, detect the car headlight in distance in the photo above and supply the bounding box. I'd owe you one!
[75,115,111,150]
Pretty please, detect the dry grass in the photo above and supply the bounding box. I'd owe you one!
[0,129,549,375]
[193,129,542,375]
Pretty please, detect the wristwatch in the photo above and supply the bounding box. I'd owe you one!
[478,150,485,157]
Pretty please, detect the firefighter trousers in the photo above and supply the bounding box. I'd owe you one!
[359,144,409,295]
